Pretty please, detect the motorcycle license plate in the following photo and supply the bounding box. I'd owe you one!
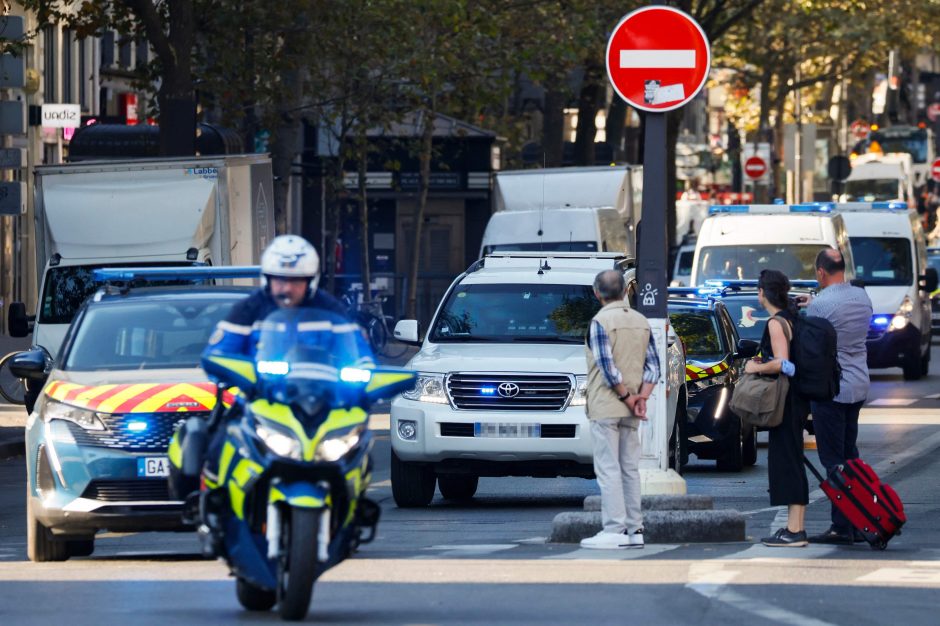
[474,422,540,438]
[137,456,170,478]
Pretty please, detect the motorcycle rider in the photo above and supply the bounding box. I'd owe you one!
[176,235,375,498]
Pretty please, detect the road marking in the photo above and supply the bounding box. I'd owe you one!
[545,544,680,560]
[369,413,390,430]
[867,398,917,407]
[856,568,940,585]
[687,583,838,626]
[859,409,940,425]
[620,50,695,69]
[717,544,838,561]
[419,544,518,558]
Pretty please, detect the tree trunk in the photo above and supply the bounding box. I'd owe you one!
[606,97,628,162]
[573,61,604,166]
[270,67,303,234]
[406,108,434,320]
[542,87,566,167]
[357,137,371,301]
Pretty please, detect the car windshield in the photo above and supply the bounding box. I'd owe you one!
[430,283,599,343]
[669,309,723,360]
[64,298,236,371]
[850,237,912,286]
[928,252,940,276]
[720,295,770,342]
[484,241,598,255]
[40,263,204,325]
[842,179,899,202]
[853,129,928,163]
[695,245,823,282]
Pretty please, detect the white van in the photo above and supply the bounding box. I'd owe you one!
[690,203,856,286]
[839,153,916,209]
[839,204,938,379]
[479,207,630,257]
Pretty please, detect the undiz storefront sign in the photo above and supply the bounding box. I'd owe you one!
[41,103,81,128]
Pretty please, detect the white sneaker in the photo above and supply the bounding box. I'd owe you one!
[580,530,631,550]
[626,528,644,548]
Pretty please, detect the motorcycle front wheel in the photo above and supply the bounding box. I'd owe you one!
[278,508,321,621]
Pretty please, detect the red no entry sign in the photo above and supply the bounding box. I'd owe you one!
[744,156,768,179]
[931,158,940,182]
[605,6,710,113]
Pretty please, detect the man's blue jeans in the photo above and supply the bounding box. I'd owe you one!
[810,399,864,532]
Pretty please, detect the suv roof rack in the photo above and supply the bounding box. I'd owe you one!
[93,266,260,283]
[469,252,635,274]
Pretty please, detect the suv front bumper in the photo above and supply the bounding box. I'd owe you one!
[390,397,594,476]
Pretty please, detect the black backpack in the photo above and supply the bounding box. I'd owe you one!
[789,314,841,401]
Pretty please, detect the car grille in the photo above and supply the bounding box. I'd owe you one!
[81,479,171,502]
[446,374,572,411]
[66,411,209,452]
[439,422,576,438]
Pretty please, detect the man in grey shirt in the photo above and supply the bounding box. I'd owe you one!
[801,248,873,544]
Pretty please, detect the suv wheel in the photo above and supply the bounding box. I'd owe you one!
[716,416,743,472]
[742,425,758,467]
[921,346,931,376]
[391,450,436,508]
[903,352,923,381]
[26,485,68,562]
[438,475,478,501]
[667,415,684,475]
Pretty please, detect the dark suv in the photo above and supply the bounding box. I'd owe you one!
[668,294,758,472]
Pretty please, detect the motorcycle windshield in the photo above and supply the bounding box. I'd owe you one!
[254,307,369,407]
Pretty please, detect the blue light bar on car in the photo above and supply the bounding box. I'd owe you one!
[871,315,890,328]
[93,266,261,282]
[790,202,834,213]
[870,201,908,210]
[708,204,750,214]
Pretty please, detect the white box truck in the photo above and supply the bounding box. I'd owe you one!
[487,165,642,257]
[8,154,275,357]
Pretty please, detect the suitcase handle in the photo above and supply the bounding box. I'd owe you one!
[803,455,826,483]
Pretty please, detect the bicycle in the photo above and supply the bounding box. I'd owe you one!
[0,351,27,405]
[341,288,409,359]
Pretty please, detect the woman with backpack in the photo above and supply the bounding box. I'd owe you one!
[745,269,810,547]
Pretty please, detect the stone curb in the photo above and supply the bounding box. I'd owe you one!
[583,494,714,512]
[550,510,746,544]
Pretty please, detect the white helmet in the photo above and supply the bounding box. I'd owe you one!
[261,235,320,293]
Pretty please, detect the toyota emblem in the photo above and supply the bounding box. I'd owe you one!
[497,382,520,398]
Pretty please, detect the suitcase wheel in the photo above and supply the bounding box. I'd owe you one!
[871,539,888,551]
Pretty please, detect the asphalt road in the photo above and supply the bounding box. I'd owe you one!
[0,344,938,623]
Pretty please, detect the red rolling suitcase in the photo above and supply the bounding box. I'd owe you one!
[803,456,906,550]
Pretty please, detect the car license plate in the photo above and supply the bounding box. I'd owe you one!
[137,456,170,478]
[474,422,541,438]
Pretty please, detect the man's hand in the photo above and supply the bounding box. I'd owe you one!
[744,359,761,374]
[627,395,649,420]
[794,293,812,308]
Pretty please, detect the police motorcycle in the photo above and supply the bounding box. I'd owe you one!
[168,307,415,621]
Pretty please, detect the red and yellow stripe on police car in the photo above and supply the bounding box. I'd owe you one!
[42,381,234,413]
[685,359,730,382]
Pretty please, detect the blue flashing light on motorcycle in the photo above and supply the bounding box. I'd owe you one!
[339,367,372,383]
[257,361,289,376]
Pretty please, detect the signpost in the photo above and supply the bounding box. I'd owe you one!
[931,158,940,183]
[744,155,768,180]
[606,5,710,492]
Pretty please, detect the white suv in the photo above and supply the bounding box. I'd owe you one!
[390,252,687,507]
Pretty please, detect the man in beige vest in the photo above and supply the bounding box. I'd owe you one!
[580,270,659,550]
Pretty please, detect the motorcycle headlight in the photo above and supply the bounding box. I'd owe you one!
[255,422,303,460]
[890,296,914,331]
[400,373,448,404]
[569,375,588,406]
[39,396,106,431]
[314,427,363,462]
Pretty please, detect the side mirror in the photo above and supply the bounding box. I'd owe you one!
[8,302,31,338]
[921,267,939,293]
[10,349,49,381]
[393,319,421,345]
[735,339,759,359]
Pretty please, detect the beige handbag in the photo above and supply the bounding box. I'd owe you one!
[729,317,791,429]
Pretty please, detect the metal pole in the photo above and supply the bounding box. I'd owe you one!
[794,64,802,203]
[637,111,671,472]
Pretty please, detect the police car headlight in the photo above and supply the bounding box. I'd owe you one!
[38,396,106,431]
[569,375,588,406]
[314,428,362,462]
[255,423,303,460]
[400,373,448,404]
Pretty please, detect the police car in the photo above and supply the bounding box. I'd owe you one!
[12,267,255,561]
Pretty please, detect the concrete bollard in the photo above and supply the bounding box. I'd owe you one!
[583,494,714,512]
[550,509,746,544]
